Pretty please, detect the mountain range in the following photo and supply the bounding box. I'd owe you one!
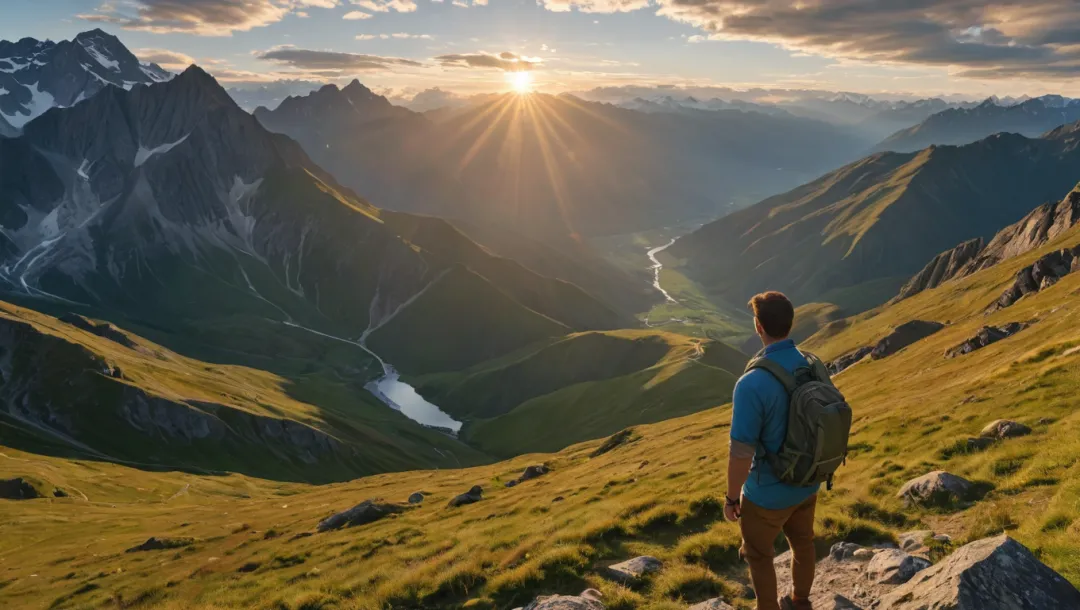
[254,83,875,240]
[670,127,1080,315]
[0,29,169,131]
[877,96,1080,153]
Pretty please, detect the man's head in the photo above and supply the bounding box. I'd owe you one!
[748,291,794,343]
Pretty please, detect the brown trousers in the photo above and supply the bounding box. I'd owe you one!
[739,494,817,610]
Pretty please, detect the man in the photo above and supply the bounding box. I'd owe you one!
[724,291,818,610]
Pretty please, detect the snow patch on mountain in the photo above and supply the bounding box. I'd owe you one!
[133,134,190,167]
[2,82,55,128]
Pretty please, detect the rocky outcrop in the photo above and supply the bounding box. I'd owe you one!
[590,429,634,458]
[516,589,605,610]
[879,535,1080,609]
[897,471,975,507]
[988,248,1078,312]
[507,464,551,487]
[980,419,1032,440]
[778,536,1080,609]
[829,320,943,374]
[945,322,1027,358]
[870,321,944,359]
[126,537,195,553]
[317,500,407,532]
[895,238,985,301]
[447,485,483,508]
[601,556,662,584]
[0,477,41,499]
[865,549,931,584]
[828,346,874,375]
[897,186,1080,302]
[59,313,139,349]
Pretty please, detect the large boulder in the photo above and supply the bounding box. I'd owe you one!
[519,589,604,610]
[828,346,873,375]
[879,535,1080,609]
[0,478,41,500]
[979,420,1031,440]
[519,464,550,482]
[865,549,931,584]
[601,555,662,584]
[408,492,425,504]
[897,471,974,507]
[447,485,483,508]
[317,500,407,532]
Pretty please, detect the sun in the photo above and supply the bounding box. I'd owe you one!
[508,70,533,94]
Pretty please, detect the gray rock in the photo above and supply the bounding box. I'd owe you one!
[126,537,195,553]
[897,471,974,507]
[866,549,931,584]
[870,320,945,360]
[946,323,1028,358]
[407,492,424,504]
[522,588,604,610]
[506,480,519,488]
[0,478,41,500]
[966,436,996,451]
[601,555,662,584]
[830,542,863,561]
[933,534,952,543]
[687,599,735,610]
[980,419,1032,440]
[897,530,933,552]
[447,485,483,508]
[590,429,633,458]
[317,500,407,532]
[879,535,1080,609]
[519,464,550,482]
[852,548,875,560]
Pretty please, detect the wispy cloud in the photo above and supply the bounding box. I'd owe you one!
[256,45,423,72]
[133,48,196,71]
[78,0,338,35]
[435,51,542,72]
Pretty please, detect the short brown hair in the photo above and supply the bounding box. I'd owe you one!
[748,291,794,339]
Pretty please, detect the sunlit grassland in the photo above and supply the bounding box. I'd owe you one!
[4,227,1080,608]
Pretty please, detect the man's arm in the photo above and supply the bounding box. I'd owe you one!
[726,375,762,521]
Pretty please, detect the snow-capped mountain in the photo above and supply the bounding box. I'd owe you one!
[0,29,171,130]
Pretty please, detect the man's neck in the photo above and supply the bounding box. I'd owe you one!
[759,335,788,350]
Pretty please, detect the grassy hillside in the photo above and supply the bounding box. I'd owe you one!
[0,302,487,482]
[5,211,1080,609]
[413,330,746,458]
[366,266,570,375]
[670,130,1080,314]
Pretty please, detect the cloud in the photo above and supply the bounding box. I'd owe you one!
[343,10,372,19]
[435,51,542,72]
[78,0,338,35]
[539,0,649,13]
[133,48,196,70]
[256,45,423,71]
[356,33,432,40]
[649,0,1080,79]
[349,0,416,12]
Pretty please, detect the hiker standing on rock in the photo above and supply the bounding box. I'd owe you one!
[724,291,852,610]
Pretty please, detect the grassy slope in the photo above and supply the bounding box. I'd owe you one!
[0,302,487,481]
[4,223,1080,609]
[413,330,747,458]
[367,266,570,375]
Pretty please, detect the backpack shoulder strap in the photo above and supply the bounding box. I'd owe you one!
[745,357,798,394]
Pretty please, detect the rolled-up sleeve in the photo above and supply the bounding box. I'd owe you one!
[730,374,762,456]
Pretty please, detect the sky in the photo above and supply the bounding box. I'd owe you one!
[6,0,1080,100]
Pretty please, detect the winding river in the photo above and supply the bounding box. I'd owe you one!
[647,238,679,303]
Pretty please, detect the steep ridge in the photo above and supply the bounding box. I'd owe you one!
[877,97,1080,153]
[896,184,1080,301]
[0,29,170,129]
[0,301,486,481]
[670,129,1080,313]
[256,86,872,239]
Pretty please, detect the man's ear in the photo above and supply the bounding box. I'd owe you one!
[754,318,763,337]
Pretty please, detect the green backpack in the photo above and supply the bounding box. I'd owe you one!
[745,351,852,490]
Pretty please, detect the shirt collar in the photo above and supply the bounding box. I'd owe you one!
[763,339,796,355]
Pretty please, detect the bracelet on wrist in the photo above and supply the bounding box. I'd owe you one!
[725,495,740,506]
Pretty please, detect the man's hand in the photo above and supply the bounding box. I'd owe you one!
[724,500,741,522]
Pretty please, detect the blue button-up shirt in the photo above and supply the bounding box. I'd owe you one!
[731,339,821,509]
